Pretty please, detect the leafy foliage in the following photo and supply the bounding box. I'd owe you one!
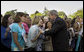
[68,9,83,19]
[4,9,17,18]
[30,11,43,19]
[58,11,66,18]
[4,8,83,20]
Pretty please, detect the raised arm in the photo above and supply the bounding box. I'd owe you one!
[5,27,10,38]
[31,29,42,42]
[44,20,66,36]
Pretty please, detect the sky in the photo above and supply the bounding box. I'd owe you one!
[1,1,83,16]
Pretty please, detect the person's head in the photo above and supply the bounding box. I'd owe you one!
[80,18,83,22]
[80,18,83,28]
[38,17,44,27]
[32,16,40,25]
[76,17,83,29]
[43,16,49,23]
[76,16,80,22]
[2,14,11,27]
[48,10,58,20]
[45,21,52,29]
[73,22,80,31]
[63,15,67,20]
[78,17,83,23]
[14,12,25,23]
[24,14,31,25]
[24,14,29,19]
[8,16,14,24]
[65,19,71,28]
[1,14,3,23]
[32,16,44,27]
[26,17,32,25]
[15,12,26,22]
[76,16,80,19]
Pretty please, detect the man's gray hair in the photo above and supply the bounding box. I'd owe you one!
[49,10,58,17]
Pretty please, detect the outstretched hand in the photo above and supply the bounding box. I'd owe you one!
[39,29,44,34]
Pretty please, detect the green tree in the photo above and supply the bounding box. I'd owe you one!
[30,14,35,19]
[58,11,66,18]
[43,7,49,16]
[5,9,17,18]
[68,9,83,19]
[30,11,43,19]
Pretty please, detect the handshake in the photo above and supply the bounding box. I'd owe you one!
[39,28,50,34]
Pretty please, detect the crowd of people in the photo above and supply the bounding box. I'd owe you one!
[1,10,83,51]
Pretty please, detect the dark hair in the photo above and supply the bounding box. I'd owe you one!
[76,16,80,19]
[63,15,67,20]
[14,12,25,23]
[71,18,76,27]
[49,10,58,17]
[40,16,44,23]
[24,14,29,18]
[45,21,51,29]
[14,17,21,23]
[65,19,71,28]
[15,12,25,18]
[1,14,3,18]
[25,14,29,16]
[1,14,11,28]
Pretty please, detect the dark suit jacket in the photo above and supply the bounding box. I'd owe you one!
[44,17,69,51]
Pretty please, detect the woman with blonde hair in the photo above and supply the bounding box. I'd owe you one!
[26,16,44,51]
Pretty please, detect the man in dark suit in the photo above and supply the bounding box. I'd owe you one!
[44,10,69,51]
